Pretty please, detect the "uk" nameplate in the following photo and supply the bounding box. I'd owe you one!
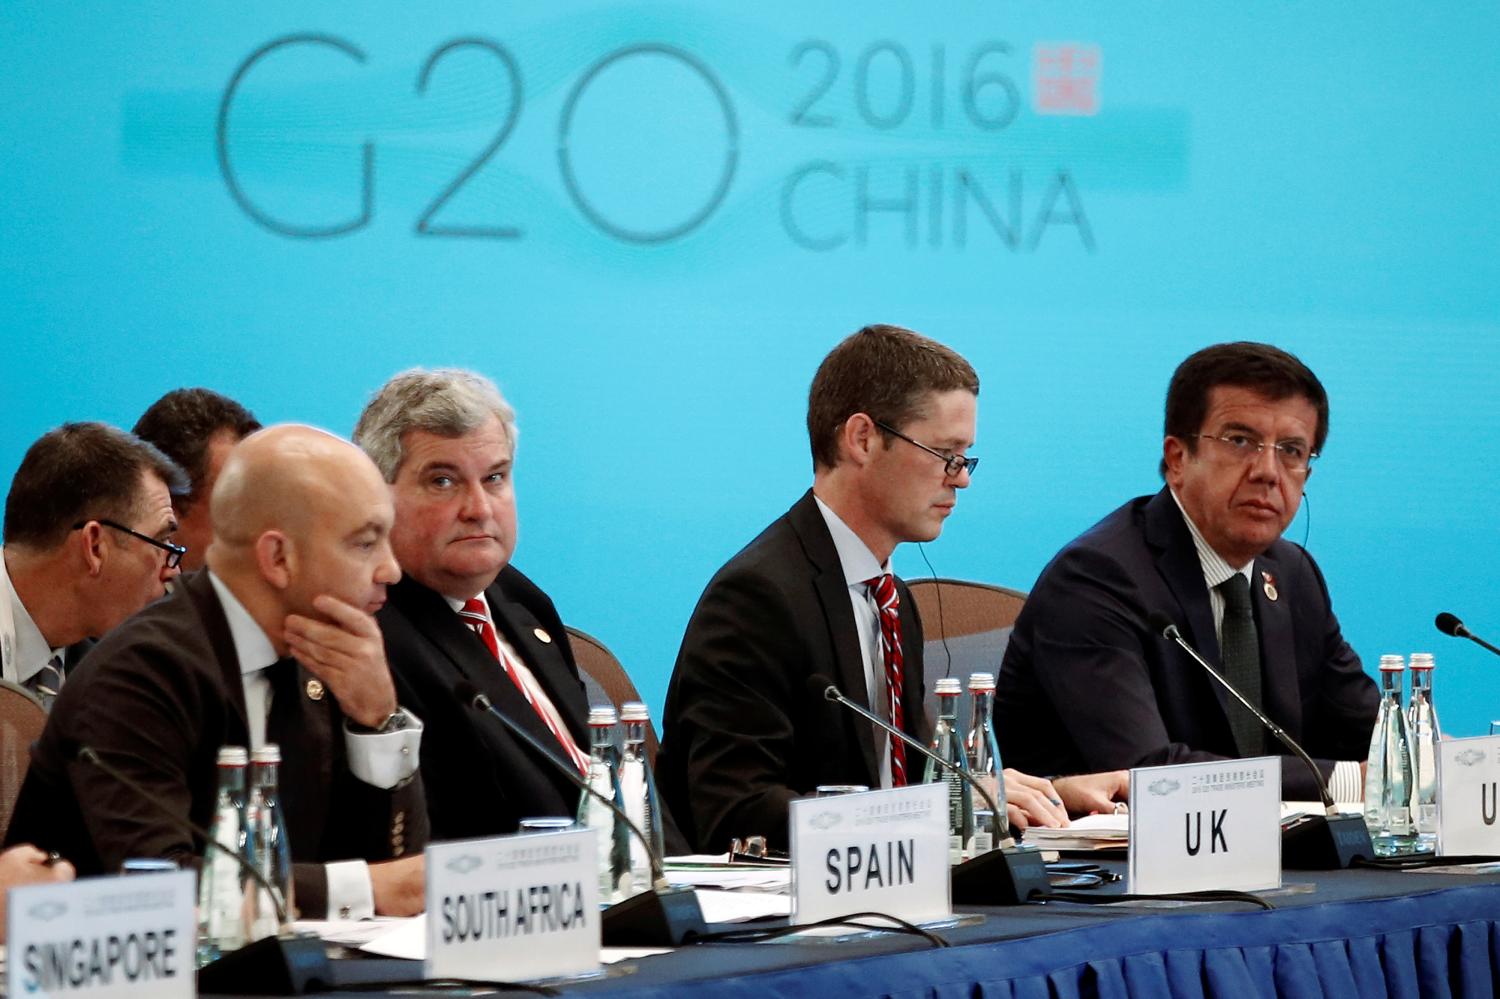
[1437,735,1500,855]
[1128,757,1282,894]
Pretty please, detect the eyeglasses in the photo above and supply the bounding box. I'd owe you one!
[873,421,979,478]
[1188,433,1318,474]
[72,518,187,569]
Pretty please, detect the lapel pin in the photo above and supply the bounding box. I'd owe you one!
[306,678,325,701]
[533,627,553,645]
[1261,571,1278,602]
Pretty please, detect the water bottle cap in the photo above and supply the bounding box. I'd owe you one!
[620,702,650,722]
[251,745,282,764]
[967,672,995,690]
[588,705,618,726]
[1409,653,1435,670]
[1377,654,1405,672]
[934,677,962,695]
[216,746,248,766]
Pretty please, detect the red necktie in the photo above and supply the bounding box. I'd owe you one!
[458,598,590,776]
[865,574,907,787]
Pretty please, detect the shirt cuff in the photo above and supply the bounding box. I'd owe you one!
[1329,760,1363,805]
[343,707,422,789]
[325,860,374,920]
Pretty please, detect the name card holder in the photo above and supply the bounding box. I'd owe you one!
[426,829,600,983]
[789,782,949,926]
[1438,735,1500,855]
[8,869,196,999]
[1128,756,1281,895]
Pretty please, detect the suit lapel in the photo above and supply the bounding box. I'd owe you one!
[488,584,588,748]
[1144,490,1235,725]
[186,573,252,744]
[789,493,880,786]
[1252,551,1300,733]
[390,576,577,766]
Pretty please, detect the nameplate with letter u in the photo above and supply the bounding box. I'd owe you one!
[1128,756,1282,895]
[426,830,600,983]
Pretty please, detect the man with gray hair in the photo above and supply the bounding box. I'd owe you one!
[355,369,592,841]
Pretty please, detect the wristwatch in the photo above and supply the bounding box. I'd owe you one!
[347,708,410,735]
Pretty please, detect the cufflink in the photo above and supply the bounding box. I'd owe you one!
[306,679,325,701]
[533,627,552,644]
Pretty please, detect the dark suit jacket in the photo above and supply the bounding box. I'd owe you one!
[5,571,427,917]
[657,490,933,852]
[995,488,1377,801]
[378,567,591,841]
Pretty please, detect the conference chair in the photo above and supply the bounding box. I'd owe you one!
[906,577,1027,729]
[565,626,659,767]
[0,680,46,838]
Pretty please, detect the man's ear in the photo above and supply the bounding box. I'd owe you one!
[1162,436,1189,489]
[254,530,294,591]
[838,413,881,469]
[75,521,107,578]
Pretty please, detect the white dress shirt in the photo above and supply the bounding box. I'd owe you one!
[0,548,64,687]
[813,495,896,789]
[1168,492,1361,803]
[208,572,423,919]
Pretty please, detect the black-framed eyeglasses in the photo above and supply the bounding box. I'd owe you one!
[72,519,187,569]
[873,421,979,478]
[1187,433,1318,474]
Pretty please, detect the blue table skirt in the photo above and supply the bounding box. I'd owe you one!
[605,882,1500,999]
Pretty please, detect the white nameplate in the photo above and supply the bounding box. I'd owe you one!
[789,782,949,925]
[426,830,599,983]
[1128,756,1282,894]
[1438,735,1500,855]
[7,869,195,998]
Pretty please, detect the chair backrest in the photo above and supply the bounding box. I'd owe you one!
[565,626,659,766]
[904,577,1027,729]
[0,680,46,839]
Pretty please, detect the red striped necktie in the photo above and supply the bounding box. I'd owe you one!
[864,573,907,787]
[458,598,590,776]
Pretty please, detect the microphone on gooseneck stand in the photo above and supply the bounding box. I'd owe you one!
[452,680,706,946]
[1147,612,1374,870]
[1435,612,1500,658]
[807,674,1050,905]
[77,746,336,996]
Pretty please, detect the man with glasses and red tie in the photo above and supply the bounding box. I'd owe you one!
[1,422,187,709]
[996,342,1378,802]
[657,325,1124,853]
[356,369,596,842]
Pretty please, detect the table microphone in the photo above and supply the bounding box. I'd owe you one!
[1148,612,1373,869]
[77,745,333,995]
[1435,612,1500,658]
[807,674,1049,904]
[452,680,705,946]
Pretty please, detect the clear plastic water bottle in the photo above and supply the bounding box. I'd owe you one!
[197,746,250,965]
[923,677,974,864]
[1364,656,1417,856]
[245,745,294,939]
[1407,653,1442,852]
[619,702,664,894]
[964,672,1008,852]
[577,706,630,903]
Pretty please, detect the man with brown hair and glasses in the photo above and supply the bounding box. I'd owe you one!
[658,324,1125,852]
[0,422,187,707]
[996,342,1377,801]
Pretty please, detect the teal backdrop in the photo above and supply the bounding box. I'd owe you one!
[4,4,1497,737]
